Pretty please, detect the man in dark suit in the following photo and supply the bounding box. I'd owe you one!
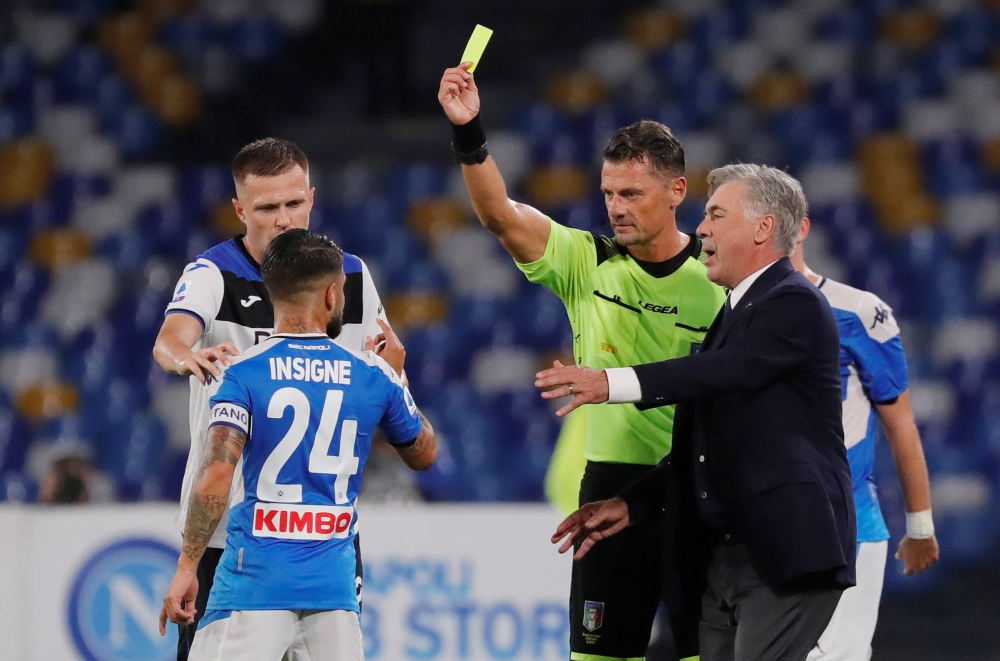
[536,164,856,661]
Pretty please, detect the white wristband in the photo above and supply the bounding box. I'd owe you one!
[905,509,935,539]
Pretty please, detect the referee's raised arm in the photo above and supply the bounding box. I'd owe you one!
[438,64,551,264]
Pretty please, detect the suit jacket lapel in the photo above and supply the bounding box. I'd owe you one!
[706,258,794,348]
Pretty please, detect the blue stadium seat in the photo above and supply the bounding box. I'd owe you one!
[0,405,32,475]
[447,295,514,352]
[179,165,234,214]
[549,197,607,235]
[508,103,570,147]
[876,69,939,119]
[109,289,170,377]
[303,201,346,247]
[384,163,448,210]
[96,229,154,273]
[136,198,200,260]
[0,472,39,503]
[0,261,51,341]
[532,132,590,166]
[88,73,134,130]
[790,132,852,170]
[817,6,876,46]
[920,40,975,89]
[0,104,33,145]
[949,9,1000,63]
[645,100,696,133]
[97,411,168,500]
[683,70,733,126]
[0,226,28,280]
[770,105,837,149]
[651,41,707,93]
[82,377,149,436]
[514,286,572,351]
[54,46,112,103]
[111,104,164,160]
[227,16,284,66]
[386,259,450,294]
[0,44,36,103]
[160,14,220,61]
[337,197,403,255]
[49,173,113,223]
[691,10,743,57]
[51,0,116,25]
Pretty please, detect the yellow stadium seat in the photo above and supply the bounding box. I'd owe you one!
[211,201,244,237]
[623,9,685,51]
[156,74,203,127]
[982,136,1000,172]
[525,166,591,206]
[537,349,576,373]
[130,45,180,101]
[407,197,470,243]
[138,0,197,22]
[857,134,919,167]
[861,164,924,201]
[749,70,810,111]
[876,194,940,233]
[16,381,80,423]
[98,11,156,64]
[881,9,942,49]
[685,168,712,199]
[546,72,608,114]
[28,229,93,269]
[384,293,449,331]
[0,139,55,210]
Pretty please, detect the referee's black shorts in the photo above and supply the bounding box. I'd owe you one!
[176,533,365,661]
[570,461,663,660]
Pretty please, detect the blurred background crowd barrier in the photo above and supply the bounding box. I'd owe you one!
[0,0,998,659]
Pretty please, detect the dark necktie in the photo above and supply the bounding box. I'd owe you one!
[721,295,733,324]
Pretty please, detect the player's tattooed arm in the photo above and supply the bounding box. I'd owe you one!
[395,413,436,471]
[180,423,247,566]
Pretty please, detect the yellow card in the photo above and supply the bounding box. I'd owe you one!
[460,24,493,73]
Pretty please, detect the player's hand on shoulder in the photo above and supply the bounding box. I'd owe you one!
[896,535,940,575]
[438,63,480,125]
[178,342,240,385]
[365,318,405,377]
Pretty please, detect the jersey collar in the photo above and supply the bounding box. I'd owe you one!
[234,235,262,273]
[270,333,330,340]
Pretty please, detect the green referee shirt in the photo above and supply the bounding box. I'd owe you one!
[519,219,726,466]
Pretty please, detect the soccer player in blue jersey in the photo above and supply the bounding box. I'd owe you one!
[159,229,435,660]
[793,218,939,661]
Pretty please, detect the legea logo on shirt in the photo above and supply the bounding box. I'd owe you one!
[253,503,354,540]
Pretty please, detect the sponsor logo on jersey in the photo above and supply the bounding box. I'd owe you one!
[241,295,262,307]
[638,300,679,314]
[253,503,354,540]
[67,538,180,661]
[210,403,250,434]
[269,357,352,384]
[171,280,190,303]
[871,305,891,329]
[600,342,618,354]
[582,600,604,632]
[287,343,331,350]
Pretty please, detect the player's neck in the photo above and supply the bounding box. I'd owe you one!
[629,228,689,263]
[273,309,327,335]
[791,251,822,285]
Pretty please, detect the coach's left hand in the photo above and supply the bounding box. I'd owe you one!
[159,567,198,635]
[535,361,609,417]
[896,535,939,575]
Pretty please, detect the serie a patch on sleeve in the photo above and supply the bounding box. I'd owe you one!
[210,402,250,434]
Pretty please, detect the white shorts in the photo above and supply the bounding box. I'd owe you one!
[807,540,889,661]
[189,609,364,661]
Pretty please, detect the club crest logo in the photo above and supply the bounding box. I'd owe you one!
[582,600,604,632]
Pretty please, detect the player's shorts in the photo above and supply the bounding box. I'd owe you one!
[807,540,889,661]
[570,461,662,660]
[189,609,363,661]
[178,536,364,661]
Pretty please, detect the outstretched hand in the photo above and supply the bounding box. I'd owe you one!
[438,63,480,126]
[365,318,406,377]
[535,360,610,417]
[551,498,630,560]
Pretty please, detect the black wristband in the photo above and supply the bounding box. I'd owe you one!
[451,114,488,164]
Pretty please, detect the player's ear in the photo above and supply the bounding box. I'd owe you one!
[325,281,337,312]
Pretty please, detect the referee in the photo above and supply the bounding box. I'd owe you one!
[438,65,725,661]
[152,138,398,660]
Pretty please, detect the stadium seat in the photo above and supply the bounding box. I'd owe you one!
[623,9,685,51]
[226,15,284,66]
[28,227,92,270]
[14,380,80,423]
[97,411,168,499]
[110,104,164,159]
[406,197,469,244]
[383,292,448,332]
[128,44,180,104]
[881,9,942,51]
[0,139,56,209]
[948,8,1000,63]
[581,41,645,92]
[651,41,706,93]
[153,72,203,126]
[160,13,218,60]
[525,166,590,206]
[546,72,608,115]
[209,199,243,237]
[16,11,79,68]
[0,44,37,102]
[0,405,32,476]
[95,229,154,273]
[531,132,590,167]
[385,163,448,210]
[0,105,35,146]
[55,46,112,103]
[0,472,39,503]
[469,346,538,394]
[39,257,118,339]
[749,69,811,112]
[98,11,157,67]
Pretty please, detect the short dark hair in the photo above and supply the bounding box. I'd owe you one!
[232,137,309,184]
[261,229,344,301]
[603,120,685,179]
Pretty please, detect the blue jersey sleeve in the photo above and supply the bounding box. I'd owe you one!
[841,295,909,404]
[377,371,423,447]
[208,367,252,435]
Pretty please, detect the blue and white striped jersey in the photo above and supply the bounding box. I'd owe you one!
[205,333,422,611]
[816,277,908,544]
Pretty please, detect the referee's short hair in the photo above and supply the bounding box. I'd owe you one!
[261,229,344,301]
[232,137,309,184]
[603,120,685,180]
[706,164,807,256]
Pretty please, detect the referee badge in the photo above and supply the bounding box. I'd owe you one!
[583,600,604,632]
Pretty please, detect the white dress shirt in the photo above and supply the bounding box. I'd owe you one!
[605,259,781,404]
